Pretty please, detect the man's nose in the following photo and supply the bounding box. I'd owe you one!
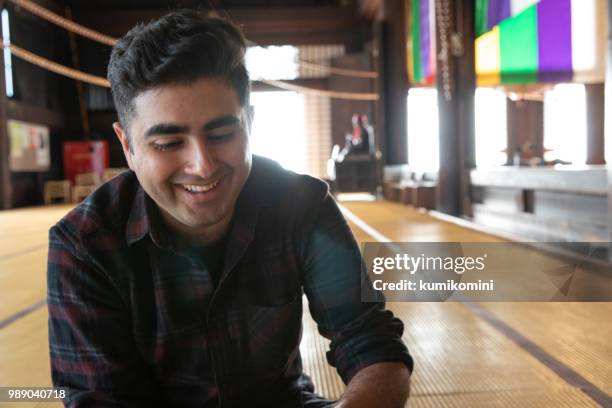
[184,138,216,178]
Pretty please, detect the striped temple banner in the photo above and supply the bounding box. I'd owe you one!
[408,0,436,85]
[475,0,607,86]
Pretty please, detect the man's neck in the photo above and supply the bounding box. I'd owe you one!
[159,210,233,247]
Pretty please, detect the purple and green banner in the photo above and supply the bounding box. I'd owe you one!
[408,0,435,85]
[475,0,606,85]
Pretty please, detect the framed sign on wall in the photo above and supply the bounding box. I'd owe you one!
[8,119,50,172]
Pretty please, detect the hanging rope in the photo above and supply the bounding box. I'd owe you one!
[295,59,377,79]
[7,0,116,46]
[2,40,110,87]
[258,78,378,100]
[243,40,377,78]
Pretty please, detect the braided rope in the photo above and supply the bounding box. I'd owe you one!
[259,78,378,100]
[8,0,116,46]
[3,40,110,87]
[243,40,377,78]
[296,59,378,79]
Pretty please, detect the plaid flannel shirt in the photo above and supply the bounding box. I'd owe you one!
[47,156,413,408]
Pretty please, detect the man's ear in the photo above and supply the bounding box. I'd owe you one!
[112,122,134,170]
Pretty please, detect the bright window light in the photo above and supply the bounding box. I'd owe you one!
[407,88,439,173]
[544,84,587,165]
[2,9,13,97]
[246,45,298,80]
[475,88,507,167]
[250,91,306,174]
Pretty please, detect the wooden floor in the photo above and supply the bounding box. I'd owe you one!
[1,200,611,407]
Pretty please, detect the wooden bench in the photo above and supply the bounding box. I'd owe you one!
[43,180,72,204]
[383,169,438,209]
[72,172,102,203]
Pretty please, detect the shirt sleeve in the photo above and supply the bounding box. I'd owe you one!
[301,195,414,384]
[47,224,158,407]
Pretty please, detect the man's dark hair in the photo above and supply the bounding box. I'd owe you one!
[108,10,249,133]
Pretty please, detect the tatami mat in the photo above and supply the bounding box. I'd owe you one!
[0,201,610,408]
[480,302,612,390]
[339,200,612,407]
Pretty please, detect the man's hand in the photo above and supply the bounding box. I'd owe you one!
[334,362,411,408]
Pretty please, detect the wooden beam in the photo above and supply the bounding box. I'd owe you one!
[7,100,65,129]
[73,7,366,47]
[380,0,408,165]
[586,83,605,165]
[232,7,365,47]
[436,0,476,216]
[0,0,11,209]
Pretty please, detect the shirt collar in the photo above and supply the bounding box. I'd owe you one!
[126,184,177,249]
[125,186,150,246]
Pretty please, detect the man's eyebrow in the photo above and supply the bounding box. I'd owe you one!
[203,115,240,131]
[144,123,189,138]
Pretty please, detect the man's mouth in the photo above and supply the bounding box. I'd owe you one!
[181,179,221,193]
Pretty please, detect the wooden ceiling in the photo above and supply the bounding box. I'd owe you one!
[64,0,370,47]
[62,0,353,11]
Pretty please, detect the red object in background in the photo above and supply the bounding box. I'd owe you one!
[63,141,109,183]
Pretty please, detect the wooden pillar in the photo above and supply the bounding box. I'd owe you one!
[586,83,605,165]
[530,100,544,158]
[505,98,518,165]
[380,0,408,165]
[606,0,612,252]
[436,0,476,215]
[0,0,11,209]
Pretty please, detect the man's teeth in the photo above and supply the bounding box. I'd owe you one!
[182,180,219,193]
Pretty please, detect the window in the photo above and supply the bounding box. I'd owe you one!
[250,91,307,174]
[407,88,439,172]
[246,44,342,178]
[544,84,587,165]
[475,88,507,167]
[245,45,298,81]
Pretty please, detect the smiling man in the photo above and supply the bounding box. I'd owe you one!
[115,78,251,247]
[47,10,412,408]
